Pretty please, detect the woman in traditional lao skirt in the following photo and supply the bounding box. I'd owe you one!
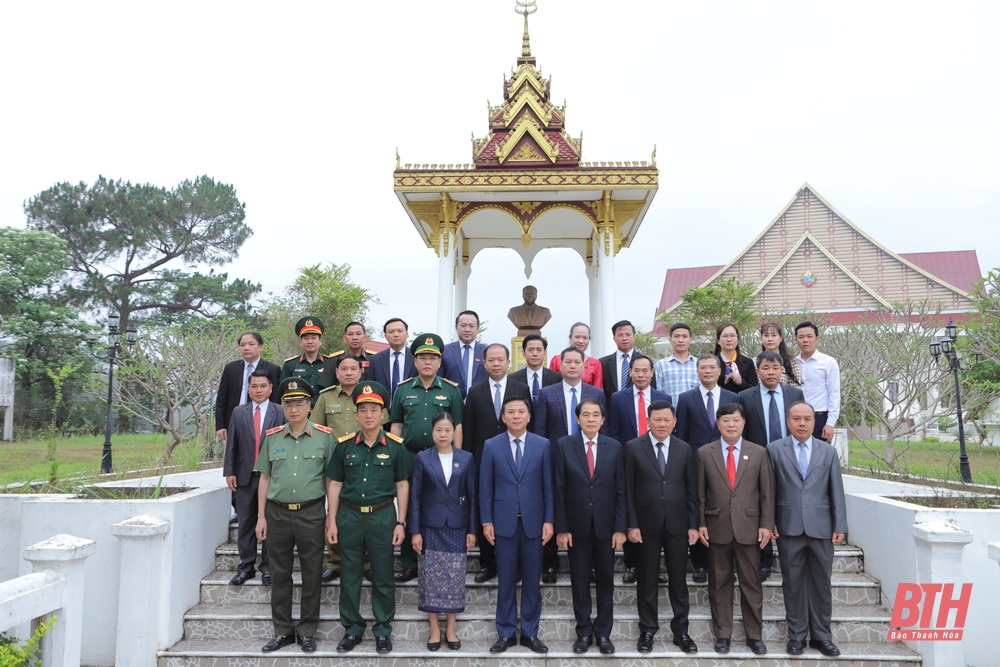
[409,412,478,651]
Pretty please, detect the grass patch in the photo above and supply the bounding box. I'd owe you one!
[848,439,1000,487]
[0,434,213,487]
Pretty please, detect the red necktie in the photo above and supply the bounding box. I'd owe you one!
[637,390,648,436]
[253,405,262,464]
[726,445,737,489]
[586,440,595,478]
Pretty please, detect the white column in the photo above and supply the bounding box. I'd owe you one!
[436,231,456,337]
[598,231,617,356]
[587,264,602,353]
[455,264,471,314]
[111,515,170,667]
[23,534,97,667]
[989,542,1000,573]
[912,521,973,667]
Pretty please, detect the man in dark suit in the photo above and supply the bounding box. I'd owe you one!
[480,396,554,654]
[673,353,738,582]
[463,343,531,583]
[223,370,287,585]
[215,331,280,441]
[738,351,805,581]
[439,310,488,399]
[533,346,606,581]
[624,400,699,654]
[768,402,848,658]
[554,399,626,655]
[599,319,657,404]
[367,318,417,406]
[696,402,774,656]
[509,333,560,406]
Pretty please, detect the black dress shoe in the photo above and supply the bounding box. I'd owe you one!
[490,636,515,653]
[375,635,392,653]
[426,640,440,651]
[714,637,731,654]
[474,567,496,583]
[692,568,708,583]
[746,638,767,655]
[261,635,295,652]
[321,568,339,582]
[596,636,615,654]
[394,568,418,582]
[541,567,557,583]
[363,569,372,582]
[672,633,697,653]
[758,567,771,582]
[228,570,254,585]
[786,639,806,655]
[809,639,841,656]
[573,635,593,653]
[336,634,362,652]
[297,635,317,652]
[446,638,461,650]
[622,567,637,584]
[519,635,548,653]
[636,631,655,652]
[261,571,271,585]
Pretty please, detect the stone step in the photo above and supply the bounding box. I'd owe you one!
[200,569,881,608]
[214,542,866,574]
[181,601,893,643]
[160,637,921,666]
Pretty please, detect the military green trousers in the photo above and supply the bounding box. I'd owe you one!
[337,503,397,637]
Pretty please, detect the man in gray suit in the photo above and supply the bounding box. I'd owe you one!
[767,402,847,658]
[223,370,286,585]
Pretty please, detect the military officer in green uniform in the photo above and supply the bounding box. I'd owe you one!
[255,378,335,654]
[314,353,381,582]
[279,316,335,395]
[389,333,464,582]
[326,381,410,655]
[322,321,377,385]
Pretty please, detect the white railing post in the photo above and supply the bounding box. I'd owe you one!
[21,534,97,667]
[112,515,170,667]
[911,521,973,667]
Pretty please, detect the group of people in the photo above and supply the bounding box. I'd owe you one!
[217,309,847,657]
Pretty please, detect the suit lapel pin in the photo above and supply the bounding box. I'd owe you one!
[743,455,749,460]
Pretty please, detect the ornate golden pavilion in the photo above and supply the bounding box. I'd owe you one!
[393,2,658,353]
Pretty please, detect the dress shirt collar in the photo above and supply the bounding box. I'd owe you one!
[722,437,743,455]
[759,383,783,397]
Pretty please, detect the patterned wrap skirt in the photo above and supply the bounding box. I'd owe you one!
[417,526,467,613]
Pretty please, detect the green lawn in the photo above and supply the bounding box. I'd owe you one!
[0,433,211,487]
[848,438,1000,487]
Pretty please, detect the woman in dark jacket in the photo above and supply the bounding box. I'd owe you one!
[714,322,758,391]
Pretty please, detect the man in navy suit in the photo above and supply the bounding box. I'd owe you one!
[599,320,657,404]
[533,346,606,581]
[554,399,626,655]
[607,354,671,583]
[439,310,488,399]
[480,396,554,654]
[367,318,416,406]
[738,351,805,582]
[673,353,738,582]
[223,370,286,585]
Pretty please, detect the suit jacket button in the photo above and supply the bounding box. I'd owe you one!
[517,484,522,488]
[731,509,736,513]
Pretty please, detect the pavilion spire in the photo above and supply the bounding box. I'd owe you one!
[516,0,537,65]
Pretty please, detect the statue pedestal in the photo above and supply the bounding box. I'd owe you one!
[511,336,525,371]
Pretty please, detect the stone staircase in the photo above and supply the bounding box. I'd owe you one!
[158,523,921,665]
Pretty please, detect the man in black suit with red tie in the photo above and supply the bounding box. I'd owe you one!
[624,400,700,654]
[463,343,531,583]
[215,332,280,441]
[554,399,626,655]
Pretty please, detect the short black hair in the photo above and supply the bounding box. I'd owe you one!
[755,350,783,367]
[383,317,408,333]
[522,333,547,350]
[795,321,819,337]
[647,400,674,418]
[335,353,362,369]
[575,398,606,417]
[238,331,264,346]
[611,320,635,335]
[560,347,585,363]
[629,354,654,370]
[669,323,692,336]
[344,321,365,335]
[249,369,272,382]
[456,310,480,327]
[501,395,532,412]
[696,353,720,368]
[716,402,745,419]
[484,342,510,359]
[787,400,815,415]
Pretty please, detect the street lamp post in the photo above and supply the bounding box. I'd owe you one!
[929,318,972,484]
[87,311,137,474]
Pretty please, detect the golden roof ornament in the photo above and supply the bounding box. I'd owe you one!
[515,0,537,65]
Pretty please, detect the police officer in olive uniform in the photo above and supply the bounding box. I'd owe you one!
[255,378,336,654]
[322,321,377,386]
[326,381,411,655]
[279,316,335,396]
[389,333,464,582]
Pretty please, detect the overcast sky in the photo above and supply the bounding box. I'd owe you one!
[2,1,996,356]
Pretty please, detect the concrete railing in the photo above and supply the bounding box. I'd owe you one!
[0,534,96,667]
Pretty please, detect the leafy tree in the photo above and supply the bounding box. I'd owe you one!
[967,268,1000,366]
[24,175,259,331]
[662,276,761,339]
[0,228,68,317]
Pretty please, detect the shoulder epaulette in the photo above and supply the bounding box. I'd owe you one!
[397,378,410,385]
[385,432,404,444]
[283,355,298,362]
[318,385,338,394]
[338,433,356,443]
[365,349,377,355]
[265,425,285,435]
[441,377,459,387]
[328,349,344,357]
[313,424,333,434]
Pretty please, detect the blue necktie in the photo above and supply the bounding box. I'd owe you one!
[768,390,783,442]
[531,371,540,403]
[706,391,716,429]
[798,441,809,479]
[514,438,523,472]
[493,382,502,421]
[243,362,254,404]
[390,352,401,402]
[461,344,471,389]
[621,353,630,391]
[570,387,579,434]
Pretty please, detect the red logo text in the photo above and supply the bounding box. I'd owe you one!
[887,582,971,641]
